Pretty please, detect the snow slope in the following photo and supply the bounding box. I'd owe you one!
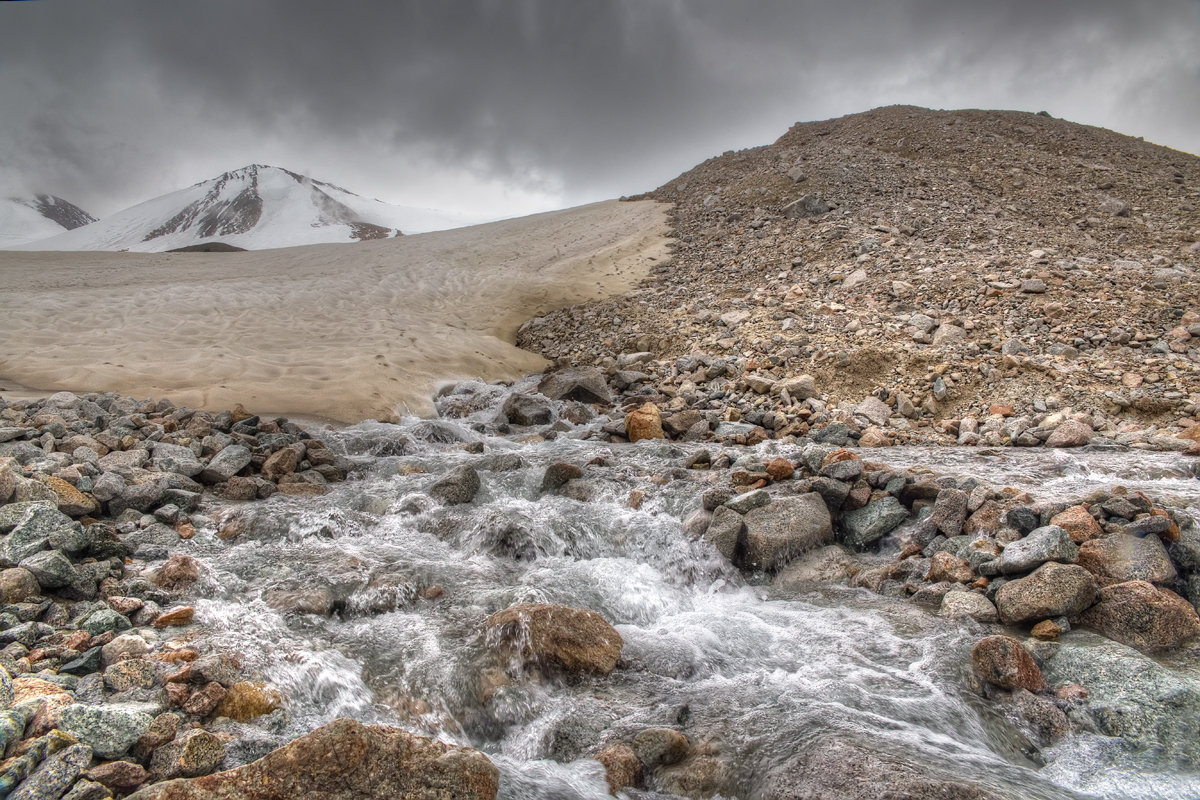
[0,194,96,247]
[13,165,487,252]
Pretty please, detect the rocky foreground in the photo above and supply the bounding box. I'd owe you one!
[1,380,1200,798]
[518,106,1199,449]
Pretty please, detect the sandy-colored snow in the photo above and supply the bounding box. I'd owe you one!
[0,200,670,422]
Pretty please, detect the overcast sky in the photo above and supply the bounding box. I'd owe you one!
[1,0,1198,219]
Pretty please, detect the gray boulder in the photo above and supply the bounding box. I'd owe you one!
[997,525,1077,574]
[57,702,155,759]
[704,506,744,563]
[151,443,204,477]
[839,496,908,551]
[537,368,611,404]
[199,445,252,484]
[429,465,481,505]
[18,549,78,590]
[995,562,1098,625]
[741,493,833,571]
[1044,631,1200,764]
[930,488,969,537]
[499,393,552,426]
[761,736,1009,800]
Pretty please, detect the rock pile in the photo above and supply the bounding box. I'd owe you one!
[515,106,1200,450]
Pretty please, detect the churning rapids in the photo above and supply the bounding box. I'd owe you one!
[175,384,1200,800]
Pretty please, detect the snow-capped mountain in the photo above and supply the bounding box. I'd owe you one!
[13,165,486,252]
[0,194,96,247]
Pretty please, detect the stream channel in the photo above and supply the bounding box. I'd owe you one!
[176,390,1200,800]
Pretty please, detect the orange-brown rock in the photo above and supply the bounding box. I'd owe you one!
[765,458,795,481]
[214,681,283,722]
[154,607,196,628]
[485,602,623,676]
[42,474,99,517]
[1050,505,1103,544]
[970,635,1048,693]
[625,403,665,443]
[596,743,642,794]
[154,554,201,591]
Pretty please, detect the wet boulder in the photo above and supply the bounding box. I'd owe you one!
[838,496,908,551]
[1043,632,1200,764]
[995,563,1098,625]
[1078,581,1200,653]
[704,505,744,563]
[740,493,833,570]
[971,635,1048,693]
[997,525,1077,575]
[126,718,499,800]
[538,367,611,404]
[485,602,622,676]
[499,393,552,426]
[429,465,481,505]
[762,736,1008,800]
[1076,534,1176,586]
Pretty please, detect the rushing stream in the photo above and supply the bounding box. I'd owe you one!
[172,404,1200,800]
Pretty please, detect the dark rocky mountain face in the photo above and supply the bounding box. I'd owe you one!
[32,194,96,230]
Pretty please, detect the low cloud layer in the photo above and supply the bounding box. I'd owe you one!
[2,0,1197,217]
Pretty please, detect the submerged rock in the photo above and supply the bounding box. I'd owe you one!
[126,718,499,800]
[761,736,1010,799]
[485,602,623,676]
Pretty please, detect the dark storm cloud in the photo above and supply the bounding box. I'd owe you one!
[1,0,1197,216]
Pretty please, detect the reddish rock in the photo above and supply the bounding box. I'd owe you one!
[596,743,642,794]
[154,555,201,592]
[1076,534,1176,586]
[261,445,304,482]
[154,607,197,628]
[126,718,498,800]
[765,458,795,481]
[89,760,149,792]
[484,603,623,676]
[927,551,975,583]
[971,635,1048,693]
[0,567,41,604]
[1078,580,1200,653]
[183,681,228,717]
[1045,420,1094,448]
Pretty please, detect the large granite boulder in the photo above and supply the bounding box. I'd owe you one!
[537,368,611,404]
[741,493,833,570]
[1077,580,1200,652]
[1076,534,1176,586]
[484,602,622,675]
[127,718,498,800]
[995,563,1098,625]
[761,736,1010,800]
[1043,632,1200,764]
[997,525,1077,574]
[838,496,908,551]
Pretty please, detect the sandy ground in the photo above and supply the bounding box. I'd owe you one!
[0,200,671,422]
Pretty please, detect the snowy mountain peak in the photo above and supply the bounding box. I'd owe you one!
[0,194,97,247]
[11,166,487,252]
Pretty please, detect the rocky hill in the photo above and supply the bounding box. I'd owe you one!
[518,106,1200,448]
